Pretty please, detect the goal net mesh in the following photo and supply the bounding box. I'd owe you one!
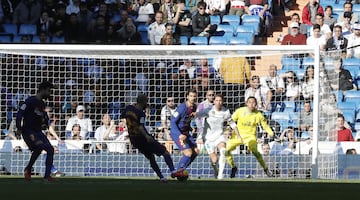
[0,45,338,179]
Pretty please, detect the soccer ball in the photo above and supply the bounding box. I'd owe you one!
[177,170,189,182]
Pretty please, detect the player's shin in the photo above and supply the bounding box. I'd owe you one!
[163,152,175,172]
[218,147,226,179]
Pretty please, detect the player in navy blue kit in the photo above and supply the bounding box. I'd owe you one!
[170,88,199,179]
[16,81,56,181]
[121,94,184,182]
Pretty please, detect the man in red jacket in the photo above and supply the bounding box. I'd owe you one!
[302,0,324,26]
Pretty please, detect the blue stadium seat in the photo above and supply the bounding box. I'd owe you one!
[353,4,360,12]
[228,36,250,45]
[2,24,18,35]
[281,56,301,69]
[241,22,260,36]
[179,36,188,45]
[189,36,208,45]
[344,90,360,102]
[51,36,65,43]
[222,15,241,26]
[235,24,255,35]
[208,36,227,45]
[342,58,360,67]
[302,57,314,67]
[12,35,23,43]
[137,24,149,45]
[216,24,235,35]
[338,102,357,113]
[18,24,37,35]
[281,101,296,112]
[332,4,344,13]
[241,15,260,24]
[210,15,221,24]
[236,32,254,44]
[342,110,355,125]
[0,35,11,43]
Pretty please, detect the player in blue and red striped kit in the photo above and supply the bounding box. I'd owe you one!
[121,94,185,182]
[16,81,56,181]
[170,88,199,178]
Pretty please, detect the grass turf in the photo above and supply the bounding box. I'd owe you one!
[1,176,360,200]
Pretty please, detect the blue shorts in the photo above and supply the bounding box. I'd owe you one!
[129,135,166,156]
[22,129,52,151]
[171,132,197,151]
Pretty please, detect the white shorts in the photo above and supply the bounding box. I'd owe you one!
[205,135,227,154]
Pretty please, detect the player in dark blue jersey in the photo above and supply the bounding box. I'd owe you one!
[16,81,56,181]
[170,88,199,176]
[120,94,184,182]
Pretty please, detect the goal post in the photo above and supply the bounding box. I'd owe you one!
[0,44,340,179]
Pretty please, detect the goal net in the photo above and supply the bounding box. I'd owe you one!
[0,45,339,179]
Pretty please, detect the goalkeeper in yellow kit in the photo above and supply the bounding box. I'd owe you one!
[226,96,274,178]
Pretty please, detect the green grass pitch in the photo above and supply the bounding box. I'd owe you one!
[1,176,360,200]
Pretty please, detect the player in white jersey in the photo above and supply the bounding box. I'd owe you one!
[195,93,232,179]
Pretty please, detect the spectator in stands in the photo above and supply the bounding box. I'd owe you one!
[260,64,285,107]
[325,25,348,54]
[301,65,314,101]
[77,1,93,42]
[117,19,142,44]
[173,0,192,40]
[346,23,360,58]
[13,0,41,24]
[50,2,67,38]
[287,13,307,36]
[306,24,326,53]
[284,71,301,101]
[171,64,193,100]
[65,105,93,140]
[219,51,251,109]
[346,148,357,155]
[118,9,131,29]
[281,22,306,45]
[323,5,336,31]
[331,113,355,142]
[148,11,166,45]
[91,15,109,43]
[38,11,53,35]
[229,0,246,17]
[92,1,112,25]
[299,101,313,132]
[244,0,271,36]
[195,89,215,148]
[66,0,80,15]
[192,1,217,37]
[261,143,270,156]
[337,1,358,24]
[338,12,353,36]
[160,32,174,45]
[278,127,298,154]
[328,58,355,91]
[94,114,115,152]
[41,0,57,19]
[245,75,272,111]
[71,123,82,140]
[301,0,324,26]
[159,0,177,24]
[0,0,15,23]
[160,97,177,141]
[103,120,129,154]
[133,0,154,25]
[65,13,82,43]
[309,13,332,39]
[179,59,196,79]
[194,58,216,96]
[204,0,227,17]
